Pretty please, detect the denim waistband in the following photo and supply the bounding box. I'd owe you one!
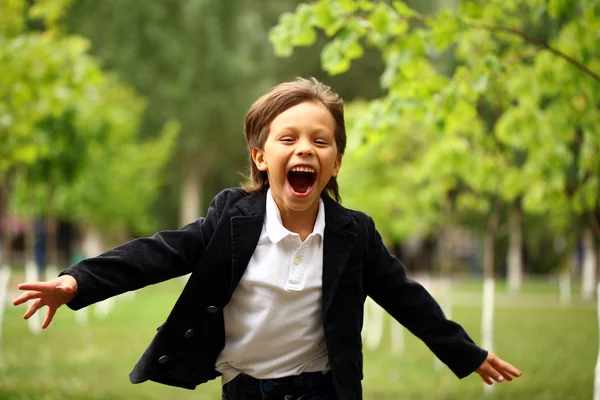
[225,371,332,394]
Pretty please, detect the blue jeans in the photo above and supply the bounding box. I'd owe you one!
[221,371,335,399]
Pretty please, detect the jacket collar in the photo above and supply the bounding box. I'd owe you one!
[235,189,353,231]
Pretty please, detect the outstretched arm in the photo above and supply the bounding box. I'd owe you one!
[364,216,521,381]
[12,188,234,329]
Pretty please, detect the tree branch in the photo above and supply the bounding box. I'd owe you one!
[397,13,600,83]
[473,23,600,83]
[587,210,600,240]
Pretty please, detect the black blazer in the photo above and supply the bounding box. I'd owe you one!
[62,188,487,400]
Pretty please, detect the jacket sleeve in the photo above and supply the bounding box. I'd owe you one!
[60,189,230,310]
[364,216,487,378]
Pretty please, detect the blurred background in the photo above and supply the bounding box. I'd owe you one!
[0,0,598,399]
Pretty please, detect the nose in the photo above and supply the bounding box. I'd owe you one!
[296,140,314,156]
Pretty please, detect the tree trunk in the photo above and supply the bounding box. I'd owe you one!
[482,204,500,392]
[0,188,11,269]
[180,166,203,227]
[362,297,384,350]
[554,235,573,305]
[0,264,10,353]
[24,220,41,335]
[80,226,114,320]
[582,228,597,300]
[594,281,600,400]
[507,208,523,295]
[45,218,59,280]
[438,225,453,320]
[0,184,14,349]
[391,320,405,356]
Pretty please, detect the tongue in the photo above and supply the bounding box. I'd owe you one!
[288,172,312,194]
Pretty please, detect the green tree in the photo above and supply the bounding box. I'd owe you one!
[1,0,176,268]
[270,0,600,283]
[270,0,600,364]
[65,0,387,229]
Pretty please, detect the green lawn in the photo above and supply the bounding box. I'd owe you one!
[1,275,596,399]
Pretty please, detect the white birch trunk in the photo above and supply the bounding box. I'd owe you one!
[482,277,495,393]
[82,228,114,320]
[482,211,497,394]
[25,260,41,335]
[0,265,11,353]
[180,167,201,285]
[594,281,600,400]
[559,272,571,306]
[559,249,578,305]
[582,229,597,300]
[45,265,58,281]
[391,322,405,356]
[507,210,523,295]
[362,297,384,350]
[180,167,201,227]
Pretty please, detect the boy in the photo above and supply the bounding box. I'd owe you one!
[14,78,521,399]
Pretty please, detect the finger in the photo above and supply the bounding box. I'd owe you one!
[42,306,57,329]
[477,371,494,385]
[479,363,504,383]
[13,291,43,306]
[491,357,522,378]
[18,282,52,292]
[23,298,43,320]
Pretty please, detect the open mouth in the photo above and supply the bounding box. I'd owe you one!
[287,166,317,196]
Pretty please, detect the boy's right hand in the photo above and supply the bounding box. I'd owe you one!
[12,275,78,329]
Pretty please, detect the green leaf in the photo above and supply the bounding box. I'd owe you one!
[314,0,335,28]
[345,41,364,59]
[459,1,484,18]
[369,3,391,34]
[321,39,351,75]
[296,26,317,46]
[358,0,375,11]
[392,1,418,17]
[338,0,358,13]
[472,73,489,93]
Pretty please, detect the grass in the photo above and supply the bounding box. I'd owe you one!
[1,273,597,399]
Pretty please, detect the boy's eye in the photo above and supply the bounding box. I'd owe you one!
[315,140,328,145]
[280,137,294,142]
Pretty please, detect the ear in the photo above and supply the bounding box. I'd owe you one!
[332,154,343,177]
[251,147,268,171]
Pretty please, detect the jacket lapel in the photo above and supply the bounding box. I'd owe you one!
[225,190,357,318]
[321,195,357,317]
[227,191,266,300]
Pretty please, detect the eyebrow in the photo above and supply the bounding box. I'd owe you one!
[276,126,334,136]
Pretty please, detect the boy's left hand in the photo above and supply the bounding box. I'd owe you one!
[476,353,521,385]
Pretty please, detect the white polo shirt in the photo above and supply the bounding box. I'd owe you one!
[215,190,329,383]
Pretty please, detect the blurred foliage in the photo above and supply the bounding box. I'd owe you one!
[0,0,177,235]
[65,1,284,227]
[64,0,385,228]
[271,0,600,249]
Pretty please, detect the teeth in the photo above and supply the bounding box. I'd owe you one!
[290,166,316,173]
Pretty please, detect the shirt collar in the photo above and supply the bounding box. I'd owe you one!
[265,189,325,244]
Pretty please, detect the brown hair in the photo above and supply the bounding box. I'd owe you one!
[242,77,346,202]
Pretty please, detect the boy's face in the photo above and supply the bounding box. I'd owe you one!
[252,100,342,215]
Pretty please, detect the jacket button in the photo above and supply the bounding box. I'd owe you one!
[206,306,218,314]
[184,329,194,338]
[158,355,169,364]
